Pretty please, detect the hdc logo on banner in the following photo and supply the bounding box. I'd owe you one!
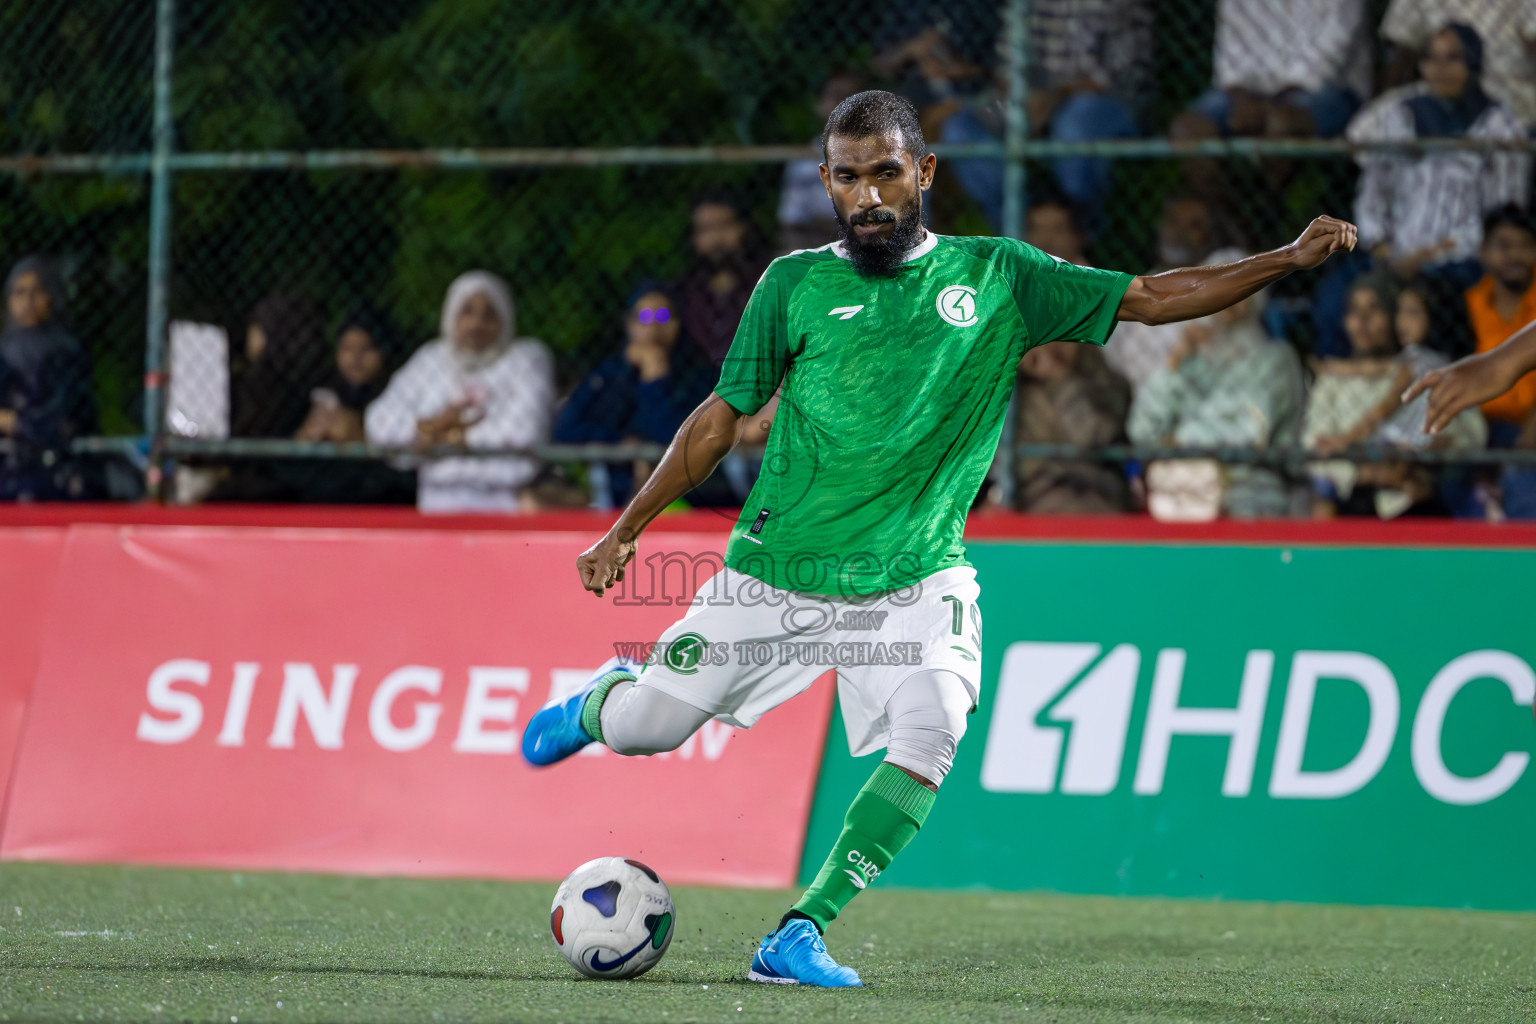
[800,541,1536,911]
[979,643,1535,806]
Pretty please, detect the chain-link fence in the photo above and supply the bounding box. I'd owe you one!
[3,0,1535,516]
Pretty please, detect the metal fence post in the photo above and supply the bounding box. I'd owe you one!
[144,0,176,490]
[1001,0,1029,241]
[993,0,1030,510]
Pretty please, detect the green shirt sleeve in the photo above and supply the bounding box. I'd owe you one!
[714,258,796,416]
[1004,240,1133,351]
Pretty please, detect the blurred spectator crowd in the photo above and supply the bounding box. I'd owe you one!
[5,0,1536,521]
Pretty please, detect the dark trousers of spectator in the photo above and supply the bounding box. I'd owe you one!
[1487,419,1536,519]
[941,95,1137,235]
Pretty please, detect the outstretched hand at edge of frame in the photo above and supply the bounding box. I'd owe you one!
[1402,320,1536,434]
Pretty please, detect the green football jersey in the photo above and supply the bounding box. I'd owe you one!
[713,232,1132,597]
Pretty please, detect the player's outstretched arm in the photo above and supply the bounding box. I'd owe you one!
[576,393,747,597]
[1117,216,1358,326]
[1402,320,1536,434]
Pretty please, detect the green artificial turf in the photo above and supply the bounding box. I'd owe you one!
[0,862,1531,1023]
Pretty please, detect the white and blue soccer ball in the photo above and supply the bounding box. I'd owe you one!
[550,856,675,979]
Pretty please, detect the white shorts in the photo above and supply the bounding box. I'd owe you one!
[631,566,982,757]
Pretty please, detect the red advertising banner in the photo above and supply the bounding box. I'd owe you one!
[1,524,833,887]
[0,528,65,814]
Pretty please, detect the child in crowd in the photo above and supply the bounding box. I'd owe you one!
[1305,274,1485,518]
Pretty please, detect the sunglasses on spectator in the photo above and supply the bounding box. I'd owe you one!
[632,306,672,324]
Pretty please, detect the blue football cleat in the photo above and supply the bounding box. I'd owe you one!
[521,657,636,767]
[748,918,862,988]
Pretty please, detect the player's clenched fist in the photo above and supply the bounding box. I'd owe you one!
[577,530,638,598]
[1288,216,1358,270]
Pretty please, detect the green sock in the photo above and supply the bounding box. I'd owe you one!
[579,669,635,744]
[792,762,936,931]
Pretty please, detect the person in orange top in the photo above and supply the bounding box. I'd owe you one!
[1464,204,1536,443]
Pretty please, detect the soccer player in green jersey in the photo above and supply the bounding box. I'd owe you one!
[523,90,1357,987]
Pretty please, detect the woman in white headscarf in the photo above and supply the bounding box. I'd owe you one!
[366,271,555,513]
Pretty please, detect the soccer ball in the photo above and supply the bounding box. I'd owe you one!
[550,856,675,979]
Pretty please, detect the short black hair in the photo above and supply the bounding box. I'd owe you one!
[820,89,927,164]
[1483,203,1536,243]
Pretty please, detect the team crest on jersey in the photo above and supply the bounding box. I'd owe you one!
[935,285,979,327]
[664,633,709,674]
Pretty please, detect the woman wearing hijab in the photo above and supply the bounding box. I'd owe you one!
[229,293,325,439]
[554,281,720,507]
[264,305,414,504]
[0,255,97,500]
[1313,24,1530,358]
[366,270,555,513]
[295,305,396,444]
[1351,23,1528,283]
[204,292,326,502]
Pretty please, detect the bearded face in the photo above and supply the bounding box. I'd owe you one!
[821,134,935,277]
[835,189,926,277]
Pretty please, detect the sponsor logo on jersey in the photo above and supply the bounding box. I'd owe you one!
[828,305,865,320]
[935,285,979,327]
